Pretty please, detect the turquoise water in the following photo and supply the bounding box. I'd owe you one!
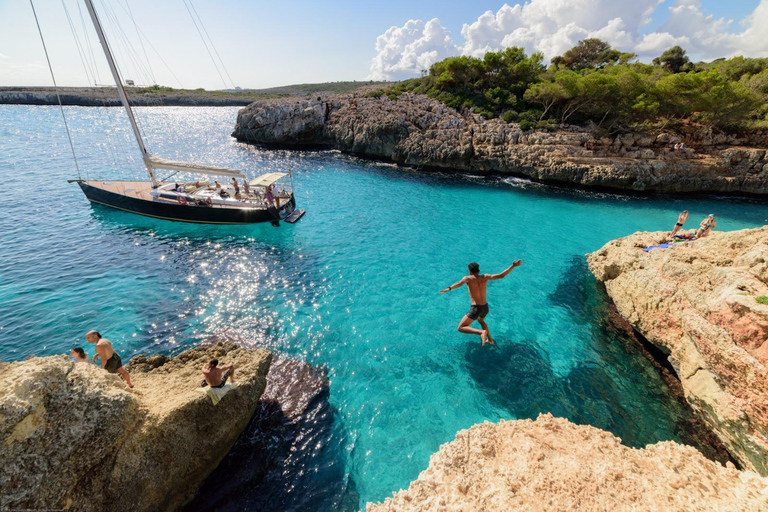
[2,105,767,509]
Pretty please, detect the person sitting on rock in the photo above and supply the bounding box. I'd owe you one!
[201,359,236,388]
[670,210,689,236]
[696,214,717,238]
[70,347,90,364]
[86,330,133,388]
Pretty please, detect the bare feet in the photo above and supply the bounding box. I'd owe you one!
[481,330,489,346]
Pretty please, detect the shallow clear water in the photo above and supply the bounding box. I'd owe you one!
[2,105,767,509]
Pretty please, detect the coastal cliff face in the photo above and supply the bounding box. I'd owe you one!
[587,227,768,475]
[233,93,768,194]
[0,340,271,512]
[367,414,768,512]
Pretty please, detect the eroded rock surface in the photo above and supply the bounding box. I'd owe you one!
[233,93,768,194]
[0,339,271,512]
[367,414,768,512]
[587,227,768,475]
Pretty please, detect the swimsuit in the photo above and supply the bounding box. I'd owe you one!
[675,222,684,227]
[466,304,489,320]
[104,353,123,373]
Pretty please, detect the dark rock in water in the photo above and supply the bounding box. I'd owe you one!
[185,355,358,512]
[233,93,768,195]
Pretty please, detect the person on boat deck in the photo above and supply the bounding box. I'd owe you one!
[670,210,689,236]
[440,260,523,346]
[214,181,222,190]
[232,178,240,195]
[70,347,90,364]
[86,330,133,388]
[202,359,236,388]
[265,185,274,207]
[696,214,717,238]
[242,179,250,195]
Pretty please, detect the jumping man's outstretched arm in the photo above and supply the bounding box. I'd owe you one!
[440,277,468,294]
[486,260,523,280]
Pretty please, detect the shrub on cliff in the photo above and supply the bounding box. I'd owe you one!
[389,40,768,134]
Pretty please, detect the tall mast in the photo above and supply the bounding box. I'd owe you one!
[83,0,158,186]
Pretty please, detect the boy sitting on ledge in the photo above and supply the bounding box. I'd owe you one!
[201,358,237,388]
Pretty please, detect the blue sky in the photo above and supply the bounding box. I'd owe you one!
[0,0,765,89]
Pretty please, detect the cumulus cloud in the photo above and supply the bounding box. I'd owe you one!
[368,18,457,80]
[369,0,768,80]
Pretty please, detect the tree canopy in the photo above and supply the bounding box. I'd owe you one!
[386,39,768,133]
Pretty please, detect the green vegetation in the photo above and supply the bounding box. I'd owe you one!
[756,296,768,305]
[388,40,768,133]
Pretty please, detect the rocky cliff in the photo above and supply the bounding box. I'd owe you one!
[233,93,768,194]
[587,227,768,476]
[0,339,271,512]
[367,414,768,512]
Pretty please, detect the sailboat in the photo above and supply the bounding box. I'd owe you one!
[66,0,298,225]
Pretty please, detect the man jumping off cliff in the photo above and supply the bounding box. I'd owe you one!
[440,260,522,346]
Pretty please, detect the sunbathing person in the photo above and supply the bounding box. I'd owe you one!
[70,347,90,364]
[696,214,717,238]
[670,210,688,236]
[201,359,236,388]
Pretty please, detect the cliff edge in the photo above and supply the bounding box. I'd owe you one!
[367,415,768,512]
[233,93,768,195]
[587,227,768,475]
[0,340,271,512]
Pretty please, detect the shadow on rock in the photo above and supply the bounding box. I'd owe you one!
[185,356,358,512]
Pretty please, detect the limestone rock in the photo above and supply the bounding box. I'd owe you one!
[233,93,768,194]
[587,227,768,475]
[367,414,768,512]
[0,339,271,511]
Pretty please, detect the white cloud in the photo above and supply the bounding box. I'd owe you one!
[0,53,9,60]
[370,0,768,81]
[368,18,457,80]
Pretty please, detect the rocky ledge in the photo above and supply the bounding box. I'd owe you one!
[0,339,271,512]
[367,414,768,511]
[233,93,768,195]
[587,227,768,475]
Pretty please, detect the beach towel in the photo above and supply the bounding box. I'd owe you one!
[197,382,239,405]
[642,243,677,252]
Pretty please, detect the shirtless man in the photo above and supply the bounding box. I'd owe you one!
[202,359,237,388]
[85,330,133,388]
[670,210,688,236]
[440,260,523,346]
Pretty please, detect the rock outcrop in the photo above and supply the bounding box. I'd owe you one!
[0,340,271,512]
[367,414,768,512]
[587,227,768,475]
[233,93,768,195]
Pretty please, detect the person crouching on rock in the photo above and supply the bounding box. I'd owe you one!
[201,359,236,388]
[86,330,133,388]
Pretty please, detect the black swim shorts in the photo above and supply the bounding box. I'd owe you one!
[104,353,123,373]
[466,304,489,320]
[211,370,230,389]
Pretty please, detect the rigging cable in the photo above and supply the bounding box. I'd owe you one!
[29,0,82,180]
[77,0,102,85]
[62,0,95,87]
[124,0,155,84]
[187,0,236,88]
[182,0,231,89]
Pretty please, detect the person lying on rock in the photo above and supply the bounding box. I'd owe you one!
[696,214,717,238]
[86,330,133,388]
[669,210,688,236]
[201,358,237,388]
